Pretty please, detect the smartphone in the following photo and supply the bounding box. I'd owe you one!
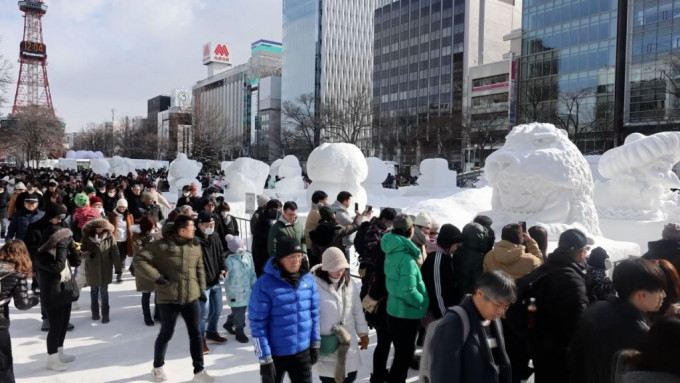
[519,221,527,232]
[355,202,359,211]
[366,205,373,213]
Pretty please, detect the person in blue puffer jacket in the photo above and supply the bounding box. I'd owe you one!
[249,236,320,383]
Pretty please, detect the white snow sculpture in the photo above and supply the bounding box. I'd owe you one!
[64,150,104,160]
[306,143,368,210]
[269,159,283,177]
[90,158,111,175]
[418,158,457,189]
[595,132,680,220]
[363,157,389,190]
[276,155,304,191]
[221,161,233,173]
[223,158,270,201]
[167,153,202,193]
[107,156,138,177]
[484,123,601,236]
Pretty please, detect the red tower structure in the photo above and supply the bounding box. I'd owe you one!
[12,0,54,115]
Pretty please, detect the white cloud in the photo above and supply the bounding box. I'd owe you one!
[0,0,282,132]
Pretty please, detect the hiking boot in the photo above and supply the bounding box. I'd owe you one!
[205,331,227,344]
[151,367,167,382]
[202,338,210,354]
[235,329,249,343]
[192,370,215,383]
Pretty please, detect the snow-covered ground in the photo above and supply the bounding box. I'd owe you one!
[7,255,419,382]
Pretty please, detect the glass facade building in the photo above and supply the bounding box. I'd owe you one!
[518,0,619,152]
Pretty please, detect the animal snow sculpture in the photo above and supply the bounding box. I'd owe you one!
[275,155,304,191]
[418,158,457,189]
[223,158,270,201]
[167,153,202,193]
[596,132,680,220]
[306,143,368,210]
[108,156,138,177]
[485,123,601,236]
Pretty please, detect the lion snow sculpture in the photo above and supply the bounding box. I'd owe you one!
[595,132,680,220]
[485,123,601,236]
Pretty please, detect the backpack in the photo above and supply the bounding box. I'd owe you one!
[419,305,470,383]
[353,221,371,261]
[505,268,553,341]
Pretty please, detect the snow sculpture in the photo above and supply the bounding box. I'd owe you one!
[220,161,233,173]
[275,155,304,191]
[89,158,111,175]
[363,157,389,190]
[269,159,282,176]
[167,153,202,193]
[306,143,368,210]
[64,150,104,159]
[107,156,138,177]
[223,158,270,201]
[484,123,601,236]
[595,132,680,220]
[418,158,457,189]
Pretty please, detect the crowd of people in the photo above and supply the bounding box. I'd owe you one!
[0,165,679,383]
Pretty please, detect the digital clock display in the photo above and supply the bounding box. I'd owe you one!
[20,40,46,59]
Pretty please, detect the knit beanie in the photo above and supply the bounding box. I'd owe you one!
[116,198,128,208]
[226,234,245,254]
[414,211,432,228]
[74,193,89,207]
[44,203,68,221]
[392,213,413,232]
[662,223,680,241]
[275,237,302,259]
[89,196,103,205]
[321,247,349,272]
[501,223,523,245]
[587,247,612,270]
[257,194,270,208]
[320,206,335,222]
[437,224,463,250]
[84,185,96,195]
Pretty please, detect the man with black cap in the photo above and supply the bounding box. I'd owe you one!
[421,223,464,320]
[195,211,228,354]
[527,228,592,383]
[14,181,46,212]
[249,236,320,383]
[7,194,45,241]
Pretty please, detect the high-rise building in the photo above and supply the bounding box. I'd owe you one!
[147,95,171,133]
[373,0,521,167]
[282,0,374,152]
[517,0,618,153]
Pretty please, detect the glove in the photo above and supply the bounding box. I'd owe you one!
[115,271,123,283]
[155,276,170,286]
[74,242,82,251]
[260,362,276,383]
[199,292,207,302]
[359,334,369,350]
[362,295,379,314]
[310,347,319,365]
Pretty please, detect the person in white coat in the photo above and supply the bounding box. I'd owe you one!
[313,247,369,383]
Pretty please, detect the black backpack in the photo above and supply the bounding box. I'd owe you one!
[505,268,553,341]
[353,221,371,262]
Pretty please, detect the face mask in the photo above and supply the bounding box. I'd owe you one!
[221,212,229,218]
[99,188,106,193]
[107,192,115,197]
[183,192,191,197]
[56,214,67,221]
[0,189,4,194]
[90,234,100,242]
[96,207,104,214]
[202,227,214,236]
[267,210,278,219]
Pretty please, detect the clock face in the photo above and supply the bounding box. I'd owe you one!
[178,91,188,102]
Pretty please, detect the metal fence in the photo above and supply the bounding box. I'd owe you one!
[233,216,252,251]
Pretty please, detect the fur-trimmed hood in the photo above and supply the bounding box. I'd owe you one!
[37,228,73,257]
[82,218,114,238]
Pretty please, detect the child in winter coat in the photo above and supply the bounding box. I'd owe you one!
[71,193,100,242]
[223,234,257,343]
[585,246,616,303]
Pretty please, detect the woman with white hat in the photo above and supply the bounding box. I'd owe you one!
[312,247,369,383]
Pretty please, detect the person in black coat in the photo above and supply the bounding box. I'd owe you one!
[568,258,667,383]
[0,182,9,239]
[216,202,239,251]
[426,270,516,383]
[530,229,591,383]
[0,240,40,383]
[422,224,463,319]
[643,223,680,276]
[33,203,81,371]
[252,199,281,277]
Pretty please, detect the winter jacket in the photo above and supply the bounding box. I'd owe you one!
[313,275,368,378]
[108,210,134,255]
[568,298,650,383]
[217,213,239,250]
[381,232,428,319]
[267,216,307,258]
[72,206,101,230]
[7,208,44,241]
[585,267,615,303]
[483,238,543,280]
[304,204,321,250]
[0,262,40,328]
[140,203,163,225]
[455,223,494,299]
[102,194,119,214]
[133,233,206,304]
[643,239,680,276]
[530,249,589,383]
[132,231,159,292]
[128,194,144,221]
[0,189,10,219]
[249,258,320,362]
[252,212,275,276]
[422,250,457,319]
[612,351,680,383]
[34,225,81,309]
[81,219,122,286]
[427,295,511,383]
[361,217,388,266]
[197,231,226,288]
[331,201,355,248]
[224,250,257,307]
[309,218,360,265]
[250,207,264,235]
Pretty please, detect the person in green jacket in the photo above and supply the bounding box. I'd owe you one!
[381,213,429,383]
[267,200,307,259]
[133,214,214,383]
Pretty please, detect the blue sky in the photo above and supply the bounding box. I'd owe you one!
[0,0,282,132]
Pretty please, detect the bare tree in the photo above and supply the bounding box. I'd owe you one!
[553,87,596,149]
[192,104,239,171]
[464,111,508,165]
[325,88,373,150]
[373,109,411,160]
[281,93,326,156]
[0,39,13,109]
[74,122,116,156]
[10,105,63,167]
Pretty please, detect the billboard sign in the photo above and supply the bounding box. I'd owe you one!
[202,42,231,65]
[20,40,46,60]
